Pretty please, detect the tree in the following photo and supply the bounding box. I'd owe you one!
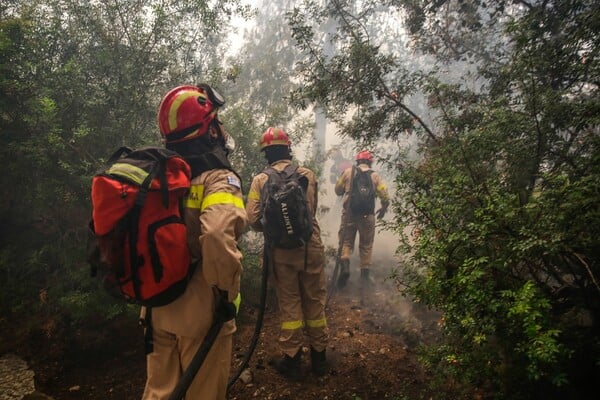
[0,0,250,340]
[222,0,320,187]
[288,0,600,398]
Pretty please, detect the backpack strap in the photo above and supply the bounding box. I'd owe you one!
[264,166,277,178]
[346,165,356,207]
[365,169,375,192]
[282,164,310,192]
[282,163,297,176]
[106,146,132,165]
[283,164,311,270]
[127,163,161,300]
[142,307,153,355]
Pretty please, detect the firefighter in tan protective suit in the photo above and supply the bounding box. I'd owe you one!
[335,150,389,290]
[141,85,247,400]
[246,127,329,380]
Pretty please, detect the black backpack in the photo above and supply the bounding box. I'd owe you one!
[349,166,376,215]
[260,164,313,249]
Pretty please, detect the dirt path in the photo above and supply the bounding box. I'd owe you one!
[229,267,440,400]
[32,261,439,400]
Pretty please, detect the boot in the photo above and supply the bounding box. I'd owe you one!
[360,268,373,305]
[360,268,374,286]
[270,351,302,380]
[310,347,329,376]
[337,259,350,288]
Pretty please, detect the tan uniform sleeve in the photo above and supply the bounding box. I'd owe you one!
[372,171,390,209]
[184,169,247,302]
[334,167,351,196]
[245,173,267,232]
[298,167,318,216]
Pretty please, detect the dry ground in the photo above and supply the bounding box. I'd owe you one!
[28,257,440,400]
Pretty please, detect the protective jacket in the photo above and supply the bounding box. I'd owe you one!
[142,168,247,400]
[334,164,389,268]
[246,159,328,357]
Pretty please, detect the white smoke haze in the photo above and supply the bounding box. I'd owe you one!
[227,0,440,341]
[318,160,438,336]
[318,154,439,346]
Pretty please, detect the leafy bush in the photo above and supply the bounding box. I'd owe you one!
[287,0,600,398]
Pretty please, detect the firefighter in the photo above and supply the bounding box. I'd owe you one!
[335,150,389,290]
[246,127,329,380]
[329,147,353,184]
[141,85,247,400]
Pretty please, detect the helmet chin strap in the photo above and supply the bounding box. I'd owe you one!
[207,118,235,155]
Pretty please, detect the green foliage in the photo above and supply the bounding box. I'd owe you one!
[502,282,564,381]
[223,0,317,172]
[0,0,250,348]
[0,0,320,363]
[289,0,600,398]
[57,290,134,324]
[221,105,267,188]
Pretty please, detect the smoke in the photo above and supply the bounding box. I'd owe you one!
[318,158,395,277]
[317,159,440,345]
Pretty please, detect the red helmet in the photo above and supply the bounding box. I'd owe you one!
[260,127,291,150]
[157,85,220,143]
[356,150,373,162]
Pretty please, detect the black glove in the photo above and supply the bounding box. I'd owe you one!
[376,207,387,220]
[214,289,236,322]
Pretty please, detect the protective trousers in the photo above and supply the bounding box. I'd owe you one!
[142,326,232,400]
[340,211,376,269]
[272,250,328,357]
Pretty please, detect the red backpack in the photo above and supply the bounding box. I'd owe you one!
[88,146,192,307]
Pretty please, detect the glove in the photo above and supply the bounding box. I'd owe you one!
[215,289,237,322]
[376,207,387,220]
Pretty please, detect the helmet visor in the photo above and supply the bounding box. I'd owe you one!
[198,83,225,107]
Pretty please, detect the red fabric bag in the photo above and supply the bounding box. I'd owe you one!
[89,146,192,306]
